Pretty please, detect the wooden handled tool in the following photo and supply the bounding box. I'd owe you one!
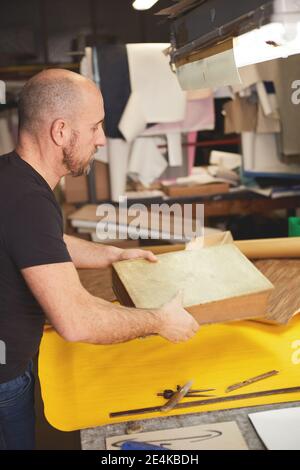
[225,370,279,393]
[160,380,194,412]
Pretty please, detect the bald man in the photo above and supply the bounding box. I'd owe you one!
[0,69,199,449]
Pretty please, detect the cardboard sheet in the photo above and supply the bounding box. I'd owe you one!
[106,422,248,450]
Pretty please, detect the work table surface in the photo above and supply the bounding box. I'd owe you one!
[77,251,300,450]
[80,402,300,450]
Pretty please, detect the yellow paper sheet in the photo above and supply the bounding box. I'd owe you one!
[39,315,300,432]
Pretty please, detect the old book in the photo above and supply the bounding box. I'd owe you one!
[112,244,274,325]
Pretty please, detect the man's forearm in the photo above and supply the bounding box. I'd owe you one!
[64,234,158,268]
[64,234,122,268]
[71,290,160,344]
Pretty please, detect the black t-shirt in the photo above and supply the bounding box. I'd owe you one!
[0,151,71,384]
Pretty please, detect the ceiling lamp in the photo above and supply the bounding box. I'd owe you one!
[132,0,159,11]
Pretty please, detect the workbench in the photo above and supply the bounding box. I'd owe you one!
[76,249,300,450]
[80,401,300,450]
[167,191,299,219]
[65,190,299,239]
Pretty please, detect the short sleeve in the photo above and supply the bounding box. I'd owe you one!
[4,191,72,269]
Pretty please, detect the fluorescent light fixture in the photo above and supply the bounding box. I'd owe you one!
[170,0,300,73]
[234,16,300,68]
[0,81,5,104]
[132,0,159,11]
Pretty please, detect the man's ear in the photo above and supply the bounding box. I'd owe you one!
[50,119,69,146]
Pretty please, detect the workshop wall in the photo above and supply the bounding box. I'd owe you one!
[0,0,171,66]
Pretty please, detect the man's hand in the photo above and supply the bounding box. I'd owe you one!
[64,234,158,269]
[118,249,158,263]
[156,291,200,343]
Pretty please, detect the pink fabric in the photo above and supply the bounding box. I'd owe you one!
[142,97,215,136]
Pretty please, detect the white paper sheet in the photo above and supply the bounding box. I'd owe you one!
[249,407,300,450]
[0,81,5,104]
[0,118,14,155]
[128,137,167,186]
[176,48,241,90]
[256,81,279,118]
[210,150,241,170]
[107,139,131,201]
[126,43,186,123]
[118,91,147,142]
[106,421,248,450]
[94,145,108,164]
[242,132,300,176]
[167,133,183,167]
[80,47,94,80]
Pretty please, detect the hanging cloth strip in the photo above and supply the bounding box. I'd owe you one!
[96,44,131,139]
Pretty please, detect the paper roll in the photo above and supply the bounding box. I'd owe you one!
[235,237,300,259]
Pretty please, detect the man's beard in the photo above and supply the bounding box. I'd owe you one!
[63,130,96,177]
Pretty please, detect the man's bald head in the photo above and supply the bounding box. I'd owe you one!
[18,69,98,133]
[17,69,106,179]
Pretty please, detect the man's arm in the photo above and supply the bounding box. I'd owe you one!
[22,262,199,344]
[64,234,157,269]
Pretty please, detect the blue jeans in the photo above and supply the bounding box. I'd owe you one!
[0,363,35,450]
